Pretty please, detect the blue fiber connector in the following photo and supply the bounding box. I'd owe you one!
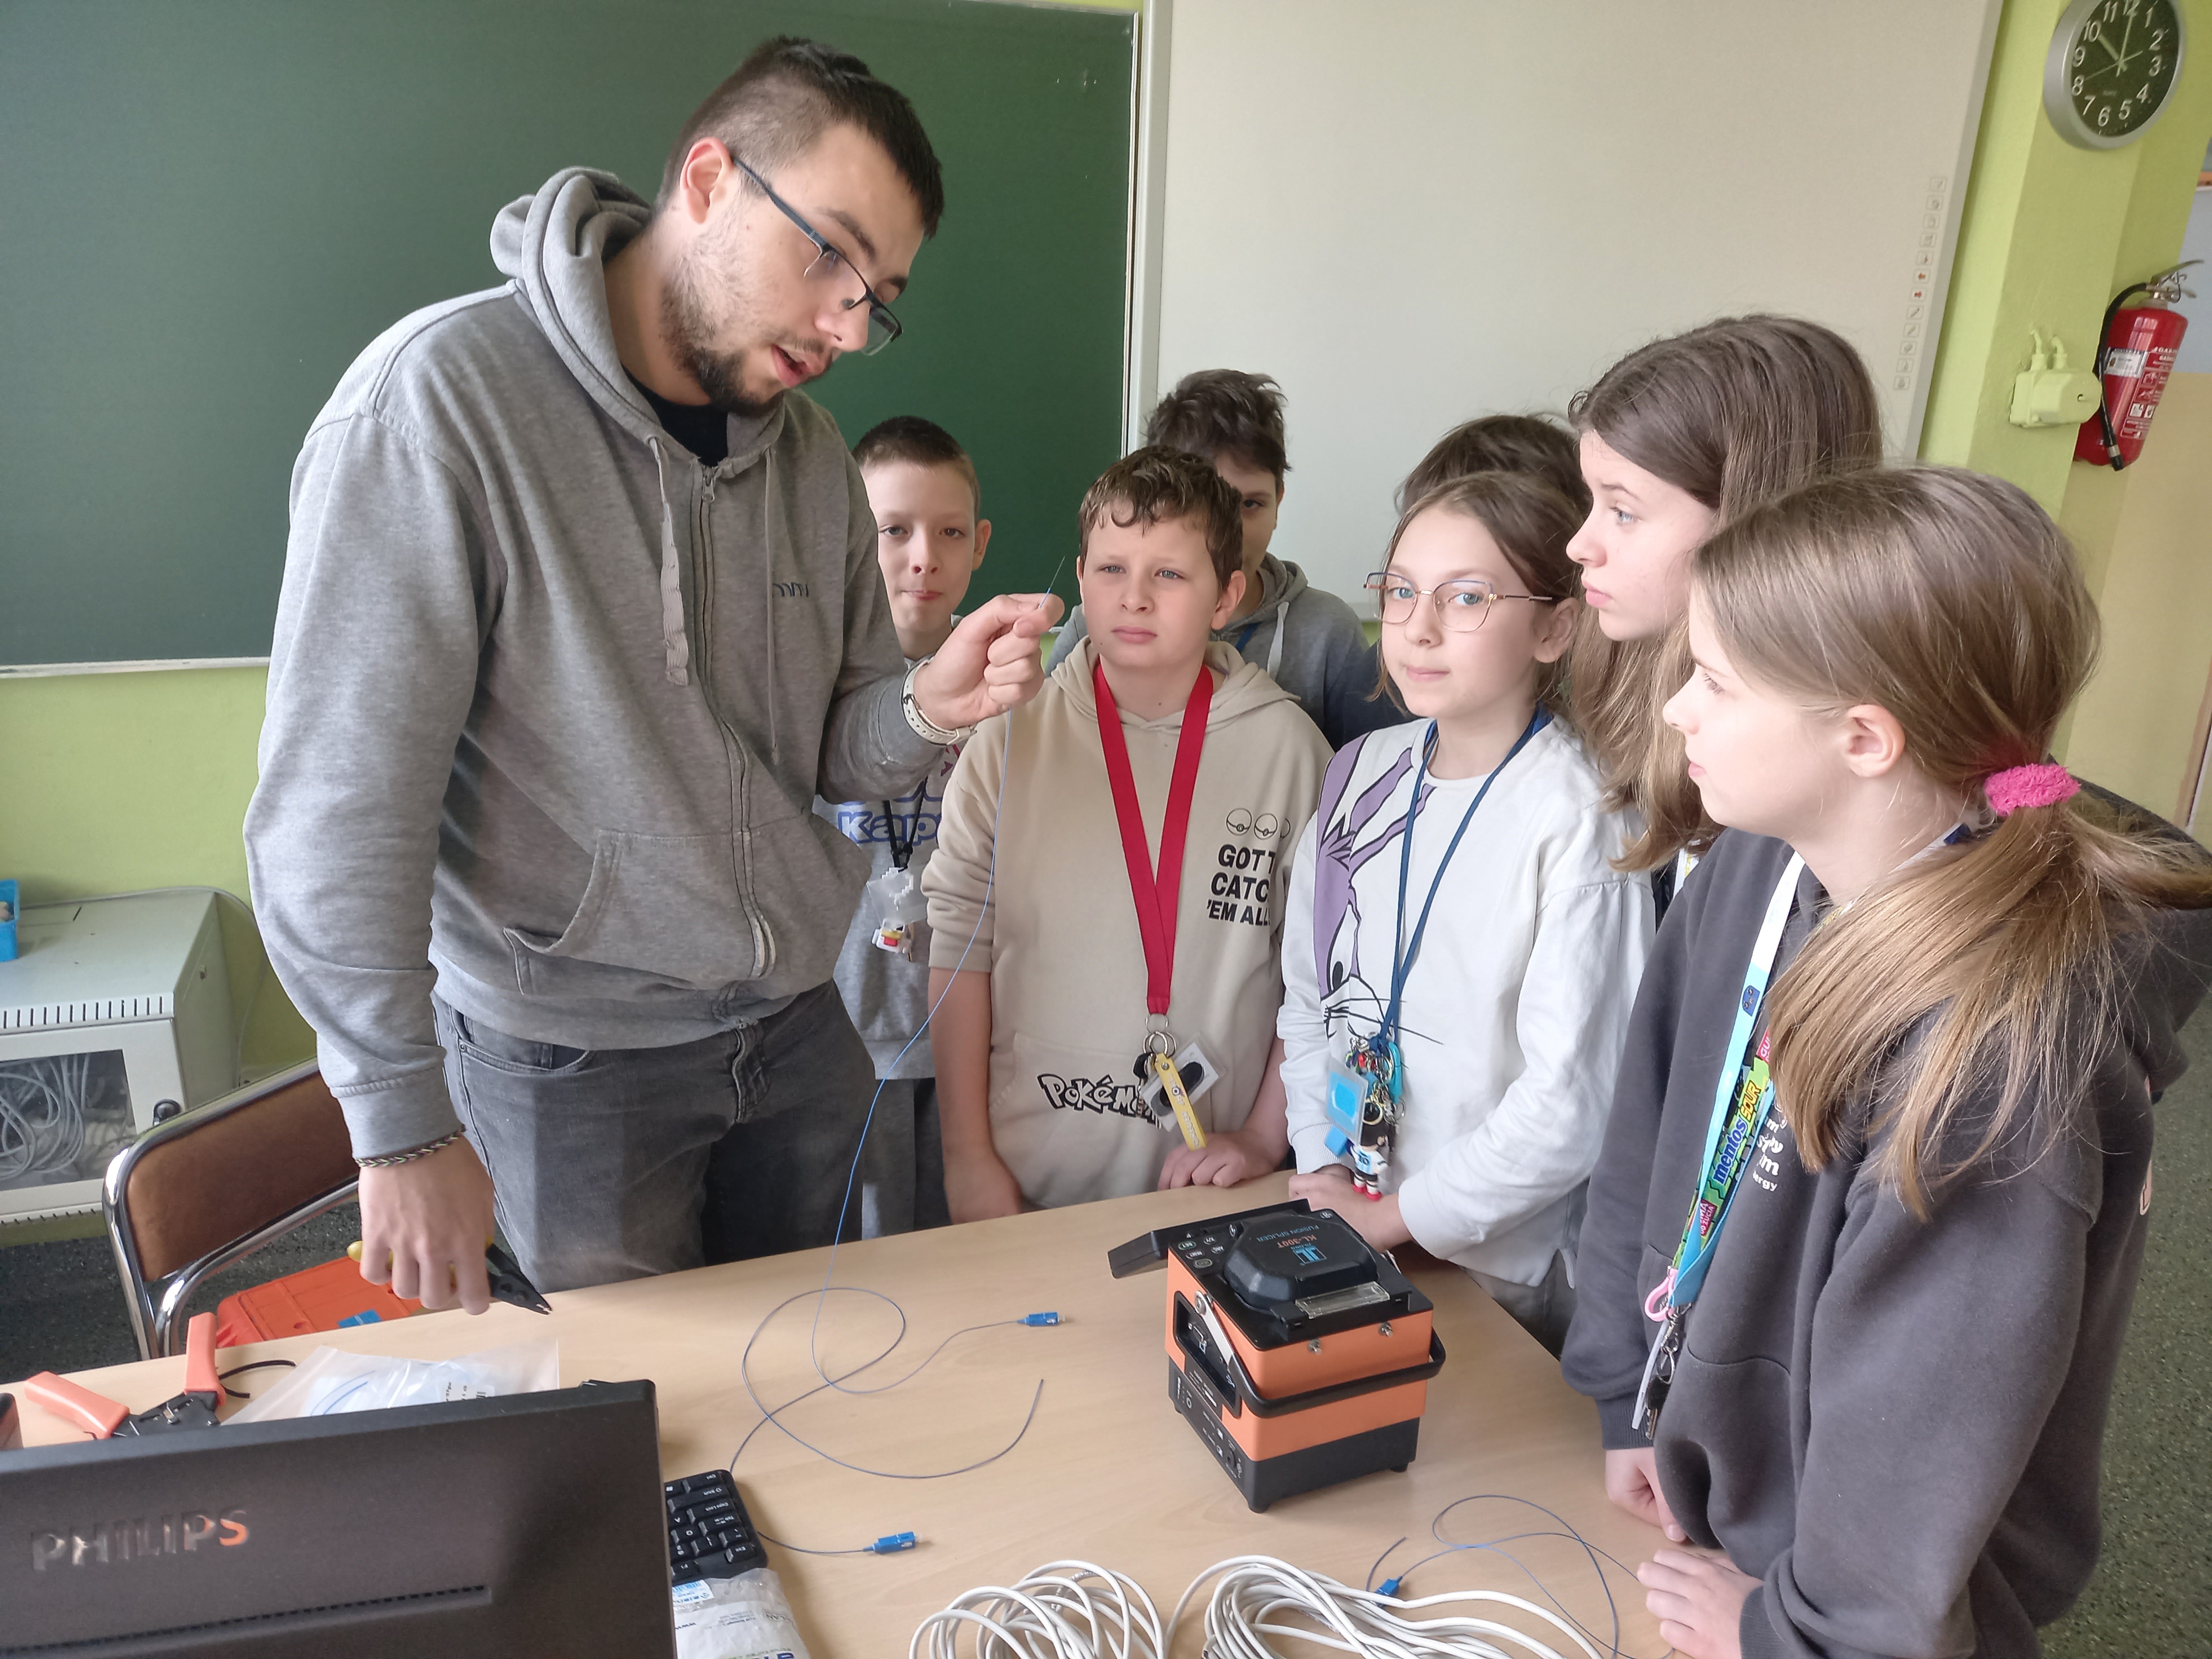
[870,1532,916,1553]
[1378,1577,1403,1598]
[1021,1312,1061,1326]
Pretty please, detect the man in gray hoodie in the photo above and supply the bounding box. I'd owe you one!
[245,39,1058,1312]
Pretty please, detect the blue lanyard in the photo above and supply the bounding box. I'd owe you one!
[1377,710,1550,1047]
[1665,853,1803,1309]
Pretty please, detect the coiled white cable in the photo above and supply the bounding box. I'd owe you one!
[1167,1557,1607,1659]
[0,1053,90,1182]
[910,1560,1164,1659]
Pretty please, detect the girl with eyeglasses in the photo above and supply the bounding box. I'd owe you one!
[1278,472,1653,1354]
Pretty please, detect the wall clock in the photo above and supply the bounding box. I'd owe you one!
[2044,0,2186,148]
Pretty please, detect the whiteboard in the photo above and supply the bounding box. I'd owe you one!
[1139,0,2002,603]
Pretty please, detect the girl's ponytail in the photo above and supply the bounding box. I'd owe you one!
[1696,468,2212,1213]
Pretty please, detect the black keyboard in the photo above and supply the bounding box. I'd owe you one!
[665,1470,768,1583]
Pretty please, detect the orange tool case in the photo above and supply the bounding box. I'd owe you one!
[1109,1200,1444,1511]
[213,1255,422,1348]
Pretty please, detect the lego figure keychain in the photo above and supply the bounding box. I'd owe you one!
[867,864,926,956]
[867,799,928,957]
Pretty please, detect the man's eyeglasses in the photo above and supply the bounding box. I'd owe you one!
[1364,572,1561,633]
[727,153,903,356]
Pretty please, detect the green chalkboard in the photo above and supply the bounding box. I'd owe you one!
[0,0,1131,665]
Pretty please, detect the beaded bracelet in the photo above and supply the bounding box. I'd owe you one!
[354,1128,465,1170]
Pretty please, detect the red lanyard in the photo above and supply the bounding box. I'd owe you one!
[1093,658,1213,1016]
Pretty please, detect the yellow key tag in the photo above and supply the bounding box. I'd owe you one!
[1151,1050,1208,1152]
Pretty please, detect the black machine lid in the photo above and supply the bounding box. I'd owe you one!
[1224,1213,1378,1307]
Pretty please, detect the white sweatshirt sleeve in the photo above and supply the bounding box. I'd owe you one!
[1277,814,1342,1172]
[1394,865,1653,1260]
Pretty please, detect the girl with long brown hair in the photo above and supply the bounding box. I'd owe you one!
[1562,466,2212,1659]
[1566,316,1884,907]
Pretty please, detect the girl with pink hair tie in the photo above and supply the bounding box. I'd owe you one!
[1562,466,2212,1659]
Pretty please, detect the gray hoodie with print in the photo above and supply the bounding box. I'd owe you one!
[244,168,942,1159]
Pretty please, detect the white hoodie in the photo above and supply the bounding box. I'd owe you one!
[925,638,1332,1207]
[1280,718,1652,1286]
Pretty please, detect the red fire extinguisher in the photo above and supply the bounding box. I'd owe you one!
[2076,262,2198,470]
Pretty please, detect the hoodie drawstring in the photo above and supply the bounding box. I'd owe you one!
[648,436,692,687]
[1265,597,1288,679]
[763,448,780,764]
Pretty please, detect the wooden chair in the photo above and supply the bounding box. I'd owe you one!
[102,1060,359,1360]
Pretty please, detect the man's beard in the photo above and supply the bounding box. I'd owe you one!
[659,236,781,418]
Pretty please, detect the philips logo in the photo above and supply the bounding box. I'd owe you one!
[30,1510,249,1571]
[771,581,811,598]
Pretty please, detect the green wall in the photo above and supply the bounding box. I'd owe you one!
[1920,0,2212,773]
[1922,0,2212,539]
[1,0,1133,664]
[0,668,315,1074]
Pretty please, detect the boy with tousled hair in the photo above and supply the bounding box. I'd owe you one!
[1049,370,1395,747]
[817,415,992,1233]
[926,448,1333,1219]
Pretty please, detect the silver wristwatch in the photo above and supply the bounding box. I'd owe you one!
[902,656,975,746]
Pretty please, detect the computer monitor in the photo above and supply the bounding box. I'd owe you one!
[0,1378,676,1657]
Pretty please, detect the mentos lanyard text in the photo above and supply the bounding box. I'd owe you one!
[1632,853,1805,1439]
[1324,711,1550,1196]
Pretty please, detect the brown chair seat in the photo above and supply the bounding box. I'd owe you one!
[104,1061,359,1359]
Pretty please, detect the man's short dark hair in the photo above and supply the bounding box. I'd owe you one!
[659,37,945,237]
[1077,447,1241,589]
[853,415,979,510]
[1144,370,1289,489]
[1396,414,1588,516]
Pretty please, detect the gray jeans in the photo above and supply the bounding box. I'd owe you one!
[1470,1251,1578,1358]
[435,983,880,1292]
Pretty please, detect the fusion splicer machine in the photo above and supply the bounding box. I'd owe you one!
[1108,1201,1445,1511]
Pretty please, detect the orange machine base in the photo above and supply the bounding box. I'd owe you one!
[1167,1354,1421,1512]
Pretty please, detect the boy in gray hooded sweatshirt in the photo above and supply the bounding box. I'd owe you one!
[245,40,1056,1308]
[1047,371,1396,748]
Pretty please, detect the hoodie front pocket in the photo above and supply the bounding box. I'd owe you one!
[990,1032,1178,1209]
[734,807,870,992]
[504,829,760,990]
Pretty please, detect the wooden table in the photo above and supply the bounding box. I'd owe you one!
[14,1177,1667,1656]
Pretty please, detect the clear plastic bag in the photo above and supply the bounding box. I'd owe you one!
[671,1566,813,1659]
[223,1339,560,1423]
